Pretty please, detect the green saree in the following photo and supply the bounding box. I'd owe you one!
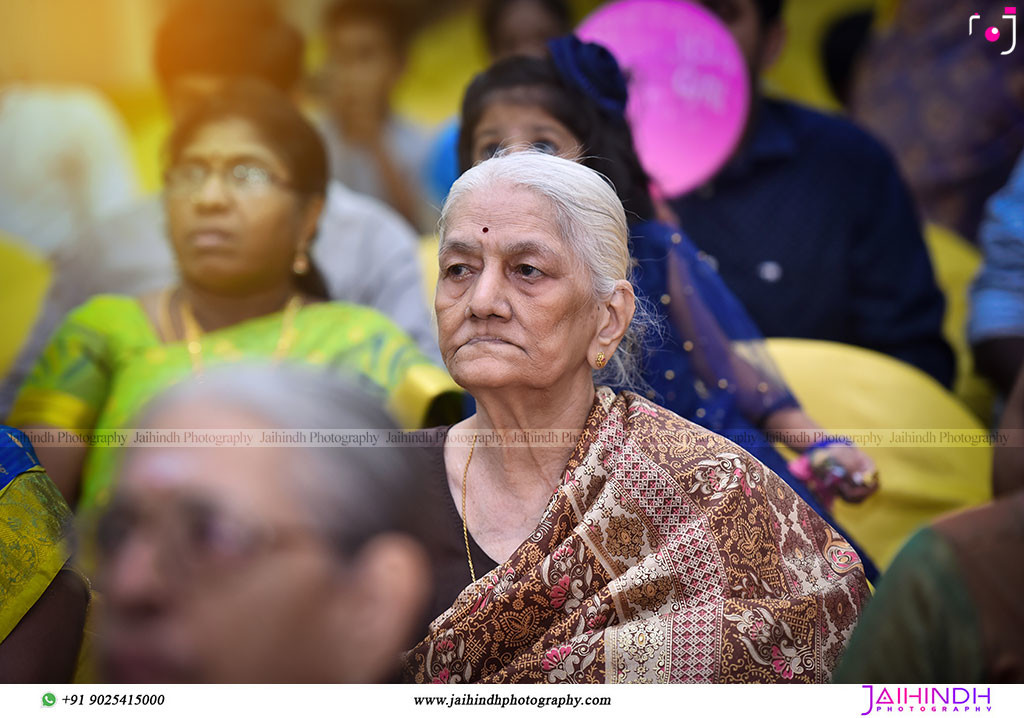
[8,294,459,511]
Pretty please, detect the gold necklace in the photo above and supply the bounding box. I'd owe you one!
[461,432,479,583]
[178,290,303,374]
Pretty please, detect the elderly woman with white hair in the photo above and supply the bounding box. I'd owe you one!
[404,151,870,684]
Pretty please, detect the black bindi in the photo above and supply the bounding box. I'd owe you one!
[481,226,489,233]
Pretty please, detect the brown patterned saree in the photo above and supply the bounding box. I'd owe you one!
[403,388,869,683]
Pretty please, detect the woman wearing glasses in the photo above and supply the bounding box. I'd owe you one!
[7,80,460,512]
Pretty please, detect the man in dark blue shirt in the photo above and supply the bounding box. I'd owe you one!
[673,0,954,387]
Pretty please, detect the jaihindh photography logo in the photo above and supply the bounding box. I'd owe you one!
[860,686,993,714]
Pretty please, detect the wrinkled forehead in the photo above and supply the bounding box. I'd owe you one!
[440,182,576,256]
[443,180,555,234]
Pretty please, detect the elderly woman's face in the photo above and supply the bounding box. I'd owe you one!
[98,402,346,682]
[164,117,319,296]
[436,185,602,391]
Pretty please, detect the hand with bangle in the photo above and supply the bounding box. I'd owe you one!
[788,437,880,510]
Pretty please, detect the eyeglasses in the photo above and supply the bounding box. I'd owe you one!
[94,497,327,582]
[164,160,292,196]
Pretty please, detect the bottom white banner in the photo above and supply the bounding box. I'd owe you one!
[4,684,1021,718]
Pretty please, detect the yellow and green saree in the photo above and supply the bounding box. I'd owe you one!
[0,427,74,644]
[8,295,459,511]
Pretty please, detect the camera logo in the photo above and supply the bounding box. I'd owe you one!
[970,7,1017,54]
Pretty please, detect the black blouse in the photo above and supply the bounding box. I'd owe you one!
[416,426,499,625]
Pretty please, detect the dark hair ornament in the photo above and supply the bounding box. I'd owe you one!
[546,35,629,119]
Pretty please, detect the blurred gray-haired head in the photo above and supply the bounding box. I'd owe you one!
[129,364,429,557]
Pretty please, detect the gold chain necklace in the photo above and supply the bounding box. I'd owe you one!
[461,432,479,583]
[172,289,303,373]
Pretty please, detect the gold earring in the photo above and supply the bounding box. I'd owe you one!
[595,351,607,369]
[292,251,310,275]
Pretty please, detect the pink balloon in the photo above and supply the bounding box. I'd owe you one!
[577,0,750,197]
